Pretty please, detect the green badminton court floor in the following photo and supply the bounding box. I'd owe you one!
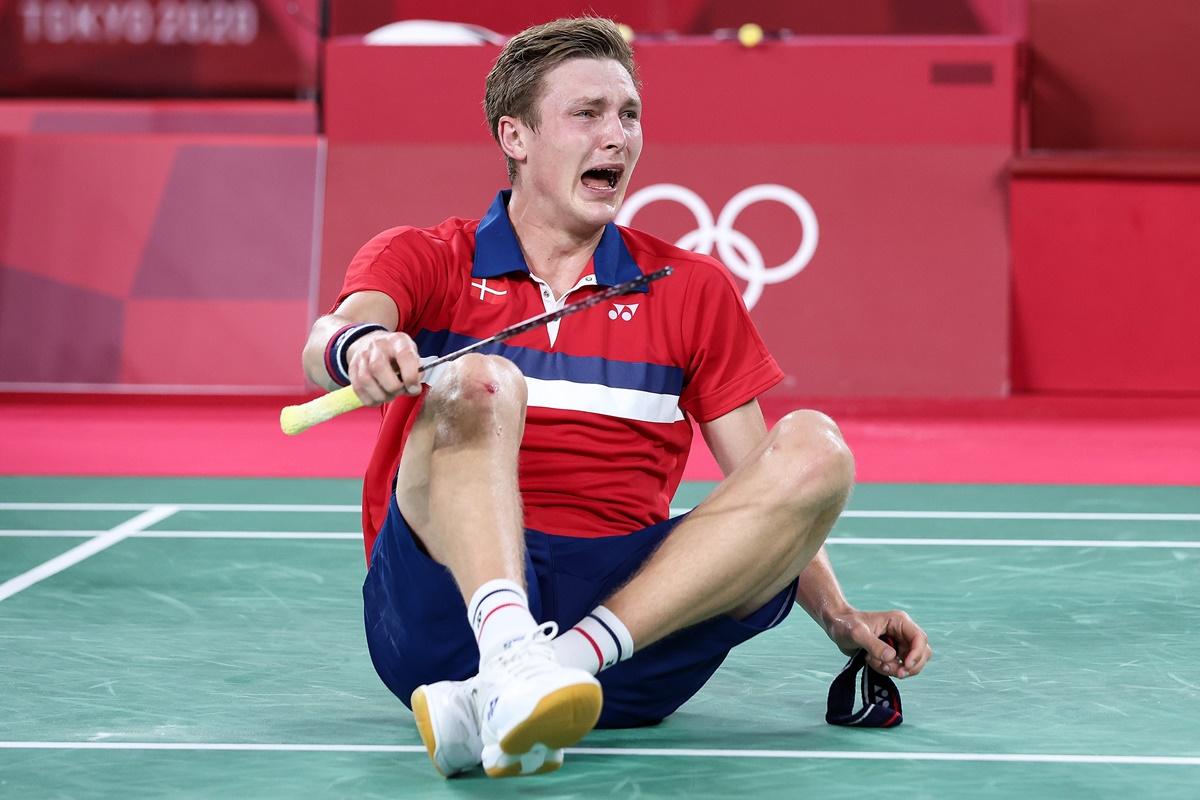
[1,477,1198,798]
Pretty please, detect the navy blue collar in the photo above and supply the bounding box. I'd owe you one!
[472,190,647,293]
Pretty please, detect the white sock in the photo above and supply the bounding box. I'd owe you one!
[552,605,635,675]
[468,579,537,661]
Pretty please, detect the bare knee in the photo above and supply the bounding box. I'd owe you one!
[425,354,526,444]
[760,409,855,510]
[430,353,525,403]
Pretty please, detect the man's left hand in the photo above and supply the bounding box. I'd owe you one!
[823,608,932,679]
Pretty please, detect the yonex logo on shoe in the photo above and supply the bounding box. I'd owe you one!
[608,303,639,321]
[486,697,498,721]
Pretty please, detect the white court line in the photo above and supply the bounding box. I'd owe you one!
[842,510,1200,522]
[126,527,360,542]
[0,506,179,602]
[0,741,1197,766]
[828,537,1200,549]
[1,530,1198,548]
[0,530,361,539]
[0,502,361,513]
[0,742,424,753]
[3,502,1200,522]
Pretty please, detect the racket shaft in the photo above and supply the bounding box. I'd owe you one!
[280,266,672,435]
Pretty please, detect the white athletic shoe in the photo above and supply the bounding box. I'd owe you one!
[411,623,603,778]
[410,678,484,777]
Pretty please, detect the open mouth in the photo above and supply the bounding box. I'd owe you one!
[580,166,623,191]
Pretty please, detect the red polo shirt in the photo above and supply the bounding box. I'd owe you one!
[335,191,783,559]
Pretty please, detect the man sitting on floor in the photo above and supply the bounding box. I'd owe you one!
[301,16,931,778]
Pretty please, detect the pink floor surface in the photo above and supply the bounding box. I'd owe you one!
[3,393,1198,484]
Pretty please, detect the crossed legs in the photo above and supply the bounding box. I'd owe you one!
[396,353,854,650]
[395,354,854,776]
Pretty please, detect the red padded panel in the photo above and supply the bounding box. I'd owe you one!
[1012,176,1200,393]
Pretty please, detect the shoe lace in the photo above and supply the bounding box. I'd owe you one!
[492,622,560,680]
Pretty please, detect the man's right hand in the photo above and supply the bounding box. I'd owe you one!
[347,331,424,406]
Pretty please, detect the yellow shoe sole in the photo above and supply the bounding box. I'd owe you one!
[499,682,603,755]
[410,687,448,778]
[484,750,563,778]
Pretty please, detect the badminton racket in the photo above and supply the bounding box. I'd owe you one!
[280,266,672,435]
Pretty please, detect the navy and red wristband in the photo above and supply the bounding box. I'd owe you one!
[323,323,387,386]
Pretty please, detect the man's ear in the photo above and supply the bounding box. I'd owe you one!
[497,116,528,167]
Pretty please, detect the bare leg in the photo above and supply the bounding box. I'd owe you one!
[394,354,528,604]
[605,410,854,647]
[403,356,602,779]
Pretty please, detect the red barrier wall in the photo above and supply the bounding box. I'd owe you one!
[1028,0,1200,150]
[332,0,1025,36]
[1011,161,1200,394]
[0,99,316,134]
[1009,2,1200,395]
[322,38,1016,396]
[0,0,320,97]
[0,102,321,392]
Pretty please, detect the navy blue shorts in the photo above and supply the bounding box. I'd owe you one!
[363,496,797,729]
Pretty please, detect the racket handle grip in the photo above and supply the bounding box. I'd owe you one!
[280,386,365,435]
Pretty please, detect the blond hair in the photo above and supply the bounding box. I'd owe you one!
[484,17,639,182]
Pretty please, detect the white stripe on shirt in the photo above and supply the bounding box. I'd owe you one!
[421,360,684,424]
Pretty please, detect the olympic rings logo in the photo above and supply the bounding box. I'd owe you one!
[615,184,819,310]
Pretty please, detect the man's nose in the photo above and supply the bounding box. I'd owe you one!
[601,112,627,151]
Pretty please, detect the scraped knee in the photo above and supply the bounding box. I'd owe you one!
[426,354,527,444]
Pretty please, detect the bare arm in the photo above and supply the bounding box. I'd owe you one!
[697,398,768,474]
[301,290,422,404]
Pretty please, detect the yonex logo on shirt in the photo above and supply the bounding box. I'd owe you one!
[608,303,639,321]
